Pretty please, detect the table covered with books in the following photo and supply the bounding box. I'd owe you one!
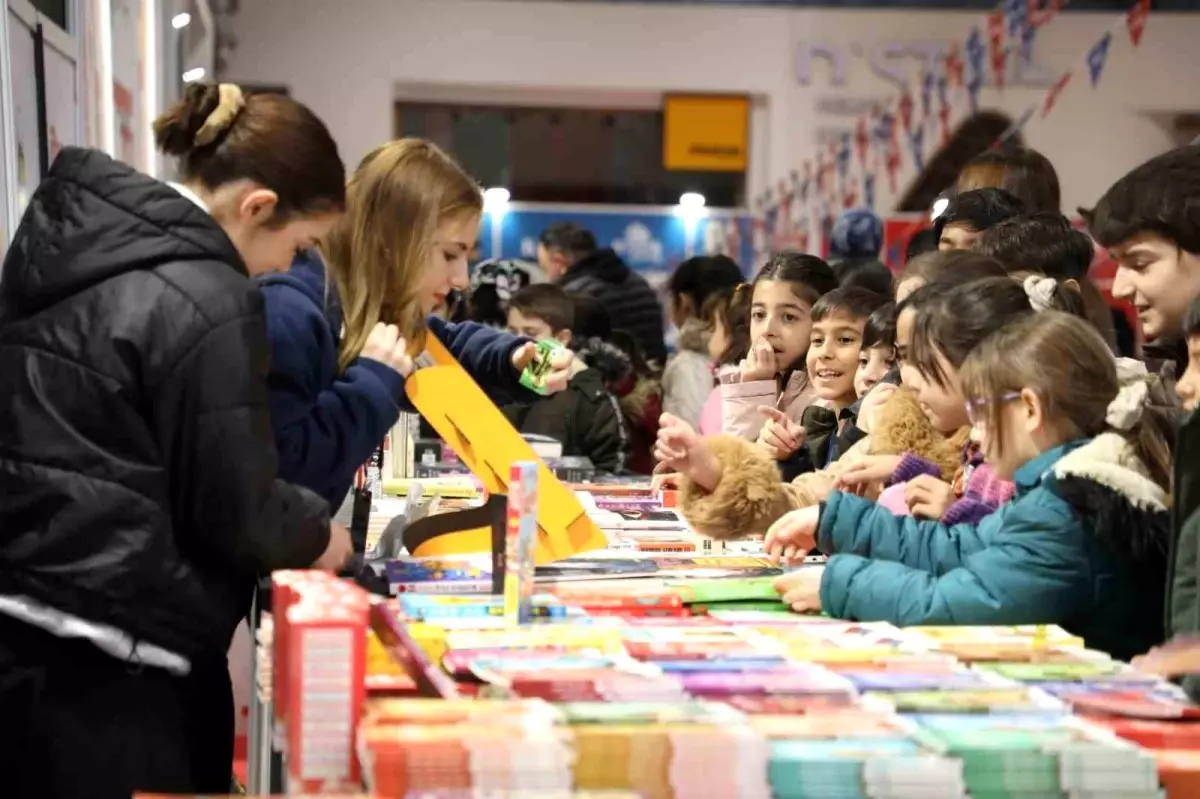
[235,477,1200,799]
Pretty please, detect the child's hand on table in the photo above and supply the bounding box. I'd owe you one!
[904,474,956,519]
[774,566,825,613]
[764,505,820,564]
[511,342,574,394]
[835,454,903,495]
[1133,636,1200,676]
[654,413,721,492]
[756,406,806,461]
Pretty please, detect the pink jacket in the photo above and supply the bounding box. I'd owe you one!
[698,386,724,435]
[719,369,816,440]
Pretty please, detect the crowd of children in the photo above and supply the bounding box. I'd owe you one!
[655,142,1200,695]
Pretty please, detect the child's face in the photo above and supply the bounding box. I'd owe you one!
[806,311,864,405]
[909,348,970,434]
[707,315,728,363]
[419,213,479,314]
[507,307,569,345]
[938,222,980,252]
[1110,232,1200,342]
[856,345,896,397]
[968,390,1043,481]
[1176,335,1200,413]
[750,280,813,373]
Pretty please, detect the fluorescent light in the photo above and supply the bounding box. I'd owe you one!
[171,12,191,29]
[483,187,510,213]
[182,67,206,83]
[679,192,706,209]
[931,197,950,221]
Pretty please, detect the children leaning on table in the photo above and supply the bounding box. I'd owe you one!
[767,311,1173,662]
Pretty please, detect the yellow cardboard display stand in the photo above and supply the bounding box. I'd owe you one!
[401,335,607,564]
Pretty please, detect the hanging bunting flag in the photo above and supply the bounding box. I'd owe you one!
[936,75,951,145]
[964,28,986,115]
[885,134,902,195]
[944,45,965,89]
[863,173,876,212]
[997,104,1036,144]
[801,161,812,203]
[920,70,935,120]
[1127,0,1151,47]
[1087,32,1113,87]
[987,12,1007,90]
[909,125,926,174]
[898,91,915,132]
[1004,0,1027,39]
[843,184,858,210]
[855,117,870,166]
[1042,71,1072,117]
[1020,17,1037,64]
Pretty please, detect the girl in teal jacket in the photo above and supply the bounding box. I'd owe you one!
[767,311,1173,661]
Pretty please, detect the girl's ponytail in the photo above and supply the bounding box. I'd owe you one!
[1023,275,1087,319]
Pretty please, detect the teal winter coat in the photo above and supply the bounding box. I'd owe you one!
[816,434,1170,661]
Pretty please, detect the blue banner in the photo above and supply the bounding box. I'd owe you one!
[479,206,756,287]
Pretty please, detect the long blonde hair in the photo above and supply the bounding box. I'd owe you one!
[320,138,482,371]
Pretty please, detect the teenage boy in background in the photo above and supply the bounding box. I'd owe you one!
[934,187,1025,251]
[504,284,629,473]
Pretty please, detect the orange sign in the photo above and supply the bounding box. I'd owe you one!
[663,94,749,172]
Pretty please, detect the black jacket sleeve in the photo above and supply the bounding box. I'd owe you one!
[155,312,331,574]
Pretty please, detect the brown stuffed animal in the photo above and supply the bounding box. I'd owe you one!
[678,387,966,540]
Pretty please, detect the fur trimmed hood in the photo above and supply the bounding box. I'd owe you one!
[1050,432,1168,513]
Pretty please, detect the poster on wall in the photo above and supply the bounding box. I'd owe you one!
[479,206,755,289]
[110,0,141,167]
[8,9,38,215]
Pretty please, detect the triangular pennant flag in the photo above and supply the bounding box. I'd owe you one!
[1086,32,1113,87]
[1020,19,1037,63]
[898,91,914,132]
[1005,0,1027,39]
[1041,71,1072,117]
[945,46,965,88]
[920,70,934,119]
[1127,0,1150,47]
[863,173,876,211]
[855,117,870,166]
[987,13,1007,89]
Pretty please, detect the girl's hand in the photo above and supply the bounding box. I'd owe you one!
[654,413,721,492]
[740,337,778,382]
[651,471,680,492]
[311,522,353,572]
[774,566,825,613]
[764,505,820,564]
[756,406,806,460]
[835,454,903,494]
[856,383,898,434]
[362,323,415,377]
[904,474,956,519]
[511,342,573,394]
[1133,636,1200,676]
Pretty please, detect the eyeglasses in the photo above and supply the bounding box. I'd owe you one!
[964,392,1021,426]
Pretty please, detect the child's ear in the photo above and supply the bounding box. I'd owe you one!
[1019,387,1045,433]
[555,328,574,347]
[1063,278,1081,295]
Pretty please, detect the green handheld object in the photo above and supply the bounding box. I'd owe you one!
[519,339,564,395]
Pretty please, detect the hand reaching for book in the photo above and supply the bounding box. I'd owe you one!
[654,413,721,493]
[774,566,825,613]
[764,505,819,564]
[1133,635,1200,677]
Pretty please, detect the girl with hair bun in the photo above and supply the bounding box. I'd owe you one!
[0,83,349,796]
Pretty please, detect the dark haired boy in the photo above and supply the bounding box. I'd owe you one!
[1083,145,1200,354]
[760,287,888,480]
[504,284,629,473]
[934,187,1025,251]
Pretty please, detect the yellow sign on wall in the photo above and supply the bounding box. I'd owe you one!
[663,94,749,173]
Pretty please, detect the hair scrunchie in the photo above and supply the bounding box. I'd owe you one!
[1023,275,1057,313]
[194,83,246,147]
[1107,358,1150,431]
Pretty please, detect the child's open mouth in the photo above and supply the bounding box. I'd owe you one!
[814,369,844,380]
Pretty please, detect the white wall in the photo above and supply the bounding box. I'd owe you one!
[223,0,1200,213]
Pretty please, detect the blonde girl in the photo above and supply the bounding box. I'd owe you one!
[262,139,569,509]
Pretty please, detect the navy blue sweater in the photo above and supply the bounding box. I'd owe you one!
[260,252,537,508]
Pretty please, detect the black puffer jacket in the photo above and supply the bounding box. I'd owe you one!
[0,148,330,660]
[560,248,666,365]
